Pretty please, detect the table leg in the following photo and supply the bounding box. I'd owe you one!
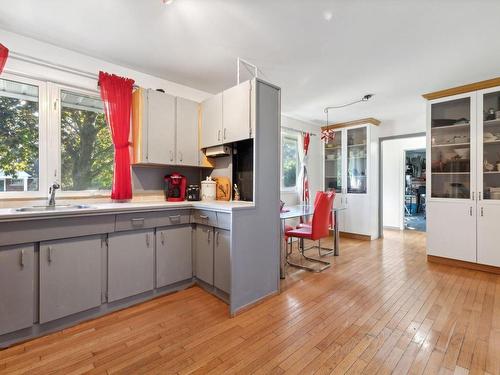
[280,219,286,279]
[334,210,340,256]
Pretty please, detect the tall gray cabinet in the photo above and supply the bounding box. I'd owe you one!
[0,244,34,335]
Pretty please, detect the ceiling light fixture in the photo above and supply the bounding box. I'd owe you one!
[324,94,374,113]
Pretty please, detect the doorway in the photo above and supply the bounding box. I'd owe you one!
[380,134,426,234]
[404,149,426,231]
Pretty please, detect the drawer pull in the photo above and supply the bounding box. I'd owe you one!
[20,249,25,268]
[131,218,145,226]
[169,215,181,221]
[199,215,209,220]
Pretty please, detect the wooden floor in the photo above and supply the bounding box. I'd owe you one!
[1,230,499,374]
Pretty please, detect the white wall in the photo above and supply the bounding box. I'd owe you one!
[382,136,426,229]
[280,115,322,206]
[0,29,211,102]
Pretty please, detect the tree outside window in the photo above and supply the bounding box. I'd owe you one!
[282,134,299,189]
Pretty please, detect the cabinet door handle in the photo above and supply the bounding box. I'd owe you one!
[469,207,473,216]
[472,192,475,201]
[131,218,145,226]
[218,130,221,141]
[223,128,227,140]
[207,230,211,244]
[481,207,484,217]
[47,246,53,263]
[20,249,25,268]
[216,231,219,246]
[179,152,183,162]
[146,233,150,247]
[161,232,165,245]
[169,150,174,162]
[479,192,482,200]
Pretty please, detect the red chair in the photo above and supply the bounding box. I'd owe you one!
[285,192,334,272]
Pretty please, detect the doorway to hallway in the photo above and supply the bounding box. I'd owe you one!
[404,149,426,232]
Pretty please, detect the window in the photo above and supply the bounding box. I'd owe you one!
[0,73,113,197]
[60,90,113,191]
[281,133,299,190]
[0,77,40,193]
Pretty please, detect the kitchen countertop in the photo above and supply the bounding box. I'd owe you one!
[0,200,255,222]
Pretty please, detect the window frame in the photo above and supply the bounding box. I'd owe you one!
[0,73,113,199]
[0,73,48,199]
[280,131,300,192]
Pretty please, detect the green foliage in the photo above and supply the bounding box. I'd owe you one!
[282,137,298,188]
[61,107,113,191]
[0,96,39,178]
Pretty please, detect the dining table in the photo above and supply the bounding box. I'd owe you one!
[279,204,346,279]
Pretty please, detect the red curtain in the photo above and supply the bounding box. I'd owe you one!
[99,71,135,200]
[0,43,9,74]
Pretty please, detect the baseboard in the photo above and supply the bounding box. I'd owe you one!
[339,231,371,241]
[427,255,500,275]
[231,290,279,317]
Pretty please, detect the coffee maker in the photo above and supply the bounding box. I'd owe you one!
[164,173,187,202]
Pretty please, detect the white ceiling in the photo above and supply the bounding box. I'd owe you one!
[1,0,500,128]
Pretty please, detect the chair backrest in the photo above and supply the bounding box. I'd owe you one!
[310,192,334,240]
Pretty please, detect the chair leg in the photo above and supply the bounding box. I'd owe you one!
[286,238,331,273]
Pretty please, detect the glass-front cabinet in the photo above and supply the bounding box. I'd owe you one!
[347,127,367,194]
[429,96,473,199]
[479,89,500,201]
[324,129,342,193]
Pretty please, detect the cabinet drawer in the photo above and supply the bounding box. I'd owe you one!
[115,212,158,231]
[191,210,217,227]
[155,210,191,227]
[216,212,231,230]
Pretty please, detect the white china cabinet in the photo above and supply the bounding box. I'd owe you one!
[426,85,500,267]
[323,121,380,239]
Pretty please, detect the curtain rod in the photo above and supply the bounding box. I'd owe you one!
[281,126,317,136]
[9,51,139,88]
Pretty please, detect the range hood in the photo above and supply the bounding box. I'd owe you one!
[204,145,232,158]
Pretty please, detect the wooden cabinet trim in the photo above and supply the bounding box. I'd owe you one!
[422,77,500,100]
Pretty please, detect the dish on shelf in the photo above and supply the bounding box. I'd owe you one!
[454,148,470,159]
[432,118,469,127]
[484,160,495,171]
[441,149,458,160]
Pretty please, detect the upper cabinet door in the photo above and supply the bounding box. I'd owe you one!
[147,89,176,164]
[176,97,200,166]
[428,94,476,200]
[222,80,251,144]
[477,86,500,203]
[346,126,368,194]
[201,92,223,149]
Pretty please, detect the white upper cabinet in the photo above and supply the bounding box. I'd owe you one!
[201,92,223,149]
[222,80,252,144]
[200,80,253,149]
[176,97,200,166]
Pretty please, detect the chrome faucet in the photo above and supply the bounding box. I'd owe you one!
[47,182,60,207]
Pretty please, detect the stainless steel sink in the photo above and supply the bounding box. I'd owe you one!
[14,204,93,212]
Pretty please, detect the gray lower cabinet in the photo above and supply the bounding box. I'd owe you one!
[0,244,35,335]
[108,230,154,302]
[214,229,230,294]
[39,236,102,324]
[156,226,193,288]
[194,225,214,285]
